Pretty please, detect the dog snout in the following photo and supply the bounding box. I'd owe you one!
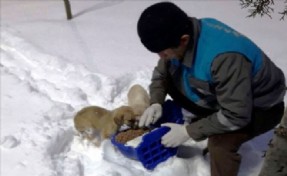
[127,119,140,129]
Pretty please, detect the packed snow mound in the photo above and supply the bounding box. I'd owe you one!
[1,28,152,109]
[0,27,273,176]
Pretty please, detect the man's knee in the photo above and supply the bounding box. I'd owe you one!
[207,133,250,154]
[208,135,233,152]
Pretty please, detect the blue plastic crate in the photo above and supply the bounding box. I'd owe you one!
[111,127,177,170]
[111,100,184,170]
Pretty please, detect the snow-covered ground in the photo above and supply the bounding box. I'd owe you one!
[1,1,286,176]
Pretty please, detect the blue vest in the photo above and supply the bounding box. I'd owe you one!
[177,18,263,103]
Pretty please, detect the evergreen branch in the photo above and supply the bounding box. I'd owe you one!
[279,0,287,20]
[240,0,275,19]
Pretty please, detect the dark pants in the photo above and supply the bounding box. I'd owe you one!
[207,102,284,176]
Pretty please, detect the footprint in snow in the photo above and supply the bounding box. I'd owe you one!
[1,135,20,149]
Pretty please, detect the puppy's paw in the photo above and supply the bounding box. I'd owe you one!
[90,138,101,147]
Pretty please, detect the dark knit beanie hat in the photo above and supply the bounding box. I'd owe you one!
[137,2,193,53]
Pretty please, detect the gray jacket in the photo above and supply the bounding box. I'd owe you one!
[149,17,286,141]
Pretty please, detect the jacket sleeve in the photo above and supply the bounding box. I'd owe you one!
[149,58,169,105]
[186,53,253,141]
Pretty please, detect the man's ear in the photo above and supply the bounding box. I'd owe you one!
[180,34,190,47]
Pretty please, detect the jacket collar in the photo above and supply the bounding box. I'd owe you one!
[181,17,201,68]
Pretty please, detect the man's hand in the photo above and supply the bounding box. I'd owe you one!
[139,103,162,127]
[161,123,190,148]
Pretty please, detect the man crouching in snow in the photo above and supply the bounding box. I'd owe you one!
[136,2,286,176]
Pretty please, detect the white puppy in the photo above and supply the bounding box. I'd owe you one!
[127,84,150,117]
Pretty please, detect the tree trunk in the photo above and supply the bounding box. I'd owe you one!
[259,107,287,176]
[63,0,72,20]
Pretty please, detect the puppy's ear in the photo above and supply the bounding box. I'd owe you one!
[114,115,124,126]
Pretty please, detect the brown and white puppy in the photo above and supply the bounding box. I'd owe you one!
[127,84,150,117]
[74,105,136,146]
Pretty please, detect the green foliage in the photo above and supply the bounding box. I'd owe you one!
[240,0,287,20]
